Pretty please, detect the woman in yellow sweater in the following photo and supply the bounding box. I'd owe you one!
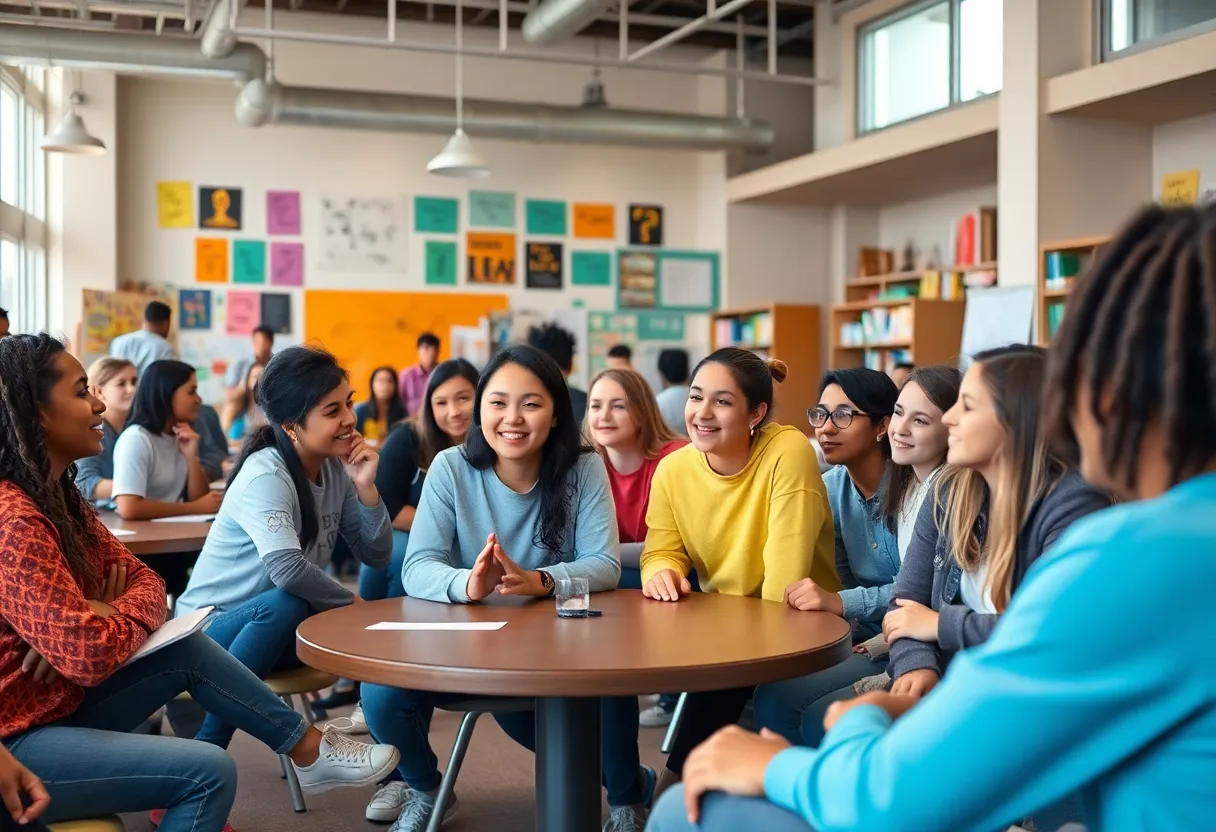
[640,347,838,792]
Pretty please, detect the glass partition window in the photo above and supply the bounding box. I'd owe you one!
[858,0,1003,134]
[0,65,47,333]
[1106,0,1216,56]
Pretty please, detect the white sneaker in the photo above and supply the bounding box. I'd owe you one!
[366,781,410,822]
[293,729,400,795]
[639,703,674,727]
[325,701,371,736]
[389,790,459,832]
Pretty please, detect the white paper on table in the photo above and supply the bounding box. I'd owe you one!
[123,606,214,666]
[365,622,508,631]
[150,514,217,523]
[106,528,137,537]
[659,258,714,309]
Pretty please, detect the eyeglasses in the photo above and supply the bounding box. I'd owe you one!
[807,406,871,430]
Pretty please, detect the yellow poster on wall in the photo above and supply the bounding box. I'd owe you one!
[157,181,194,228]
[1160,169,1200,207]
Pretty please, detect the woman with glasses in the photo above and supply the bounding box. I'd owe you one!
[753,368,899,746]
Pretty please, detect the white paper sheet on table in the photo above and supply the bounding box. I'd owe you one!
[365,622,508,631]
[123,606,214,666]
[106,528,137,537]
[151,514,217,523]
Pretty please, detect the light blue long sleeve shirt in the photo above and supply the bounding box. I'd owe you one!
[764,471,1216,832]
[823,466,900,626]
[402,447,621,603]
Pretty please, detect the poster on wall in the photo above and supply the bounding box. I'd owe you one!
[267,190,302,235]
[588,312,639,376]
[261,293,293,335]
[157,181,194,228]
[270,242,304,287]
[526,200,567,236]
[195,238,229,283]
[198,186,243,231]
[467,233,517,284]
[179,289,212,330]
[226,290,261,336]
[618,251,657,309]
[318,195,408,273]
[469,191,516,228]
[415,197,460,234]
[525,242,563,290]
[426,240,458,285]
[233,240,266,285]
[81,288,175,368]
[573,203,615,239]
[628,205,663,246]
[616,249,719,312]
[571,251,612,286]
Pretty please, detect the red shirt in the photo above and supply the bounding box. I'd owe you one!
[0,480,167,739]
[605,441,687,544]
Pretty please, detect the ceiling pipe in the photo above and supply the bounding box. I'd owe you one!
[200,0,241,57]
[0,23,265,82]
[235,79,775,152]
[520,0,614,44]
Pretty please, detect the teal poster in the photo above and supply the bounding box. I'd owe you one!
[232,240,266,285]
[571,251,612,286]
[425,240,458,285]
[469,191,516,228]
[415,197,459,234]
[526,199,567,236]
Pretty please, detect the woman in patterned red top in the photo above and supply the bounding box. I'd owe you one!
[0,334,399,831]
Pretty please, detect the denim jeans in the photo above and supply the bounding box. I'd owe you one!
[194,587,315,747]
[4,630,307,832]
[361,685,646,807]
[358,529,410,601]
[753,652,888,747]
[646,787,814,832]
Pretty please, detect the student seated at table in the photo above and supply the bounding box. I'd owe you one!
[74,357,138,508]
[355,366,406,443]
[639,348,839,798]
[110,360,224,520]
[644,203,1216,832]
[222,361,266,441]
[0,334,399,832]
[174,346,394,751]
[361,345,653,832]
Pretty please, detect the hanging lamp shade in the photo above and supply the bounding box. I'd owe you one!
[427,128,489,178]
[41,92,106,156]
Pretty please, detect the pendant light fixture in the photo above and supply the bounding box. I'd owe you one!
[42,72,106,156]
[427,0,490,177]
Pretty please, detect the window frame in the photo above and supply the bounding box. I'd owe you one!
[0,63,48,334]
[1097,0,1216,62]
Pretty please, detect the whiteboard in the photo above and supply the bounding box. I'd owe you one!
[959,286,1036,369]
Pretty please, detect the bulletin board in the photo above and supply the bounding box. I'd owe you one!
[303,290,510,401]
[79,288,177,369]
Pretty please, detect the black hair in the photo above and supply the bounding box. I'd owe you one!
[0,307,8,320]
[818,367,899,458]
[144,301,172,325]
[464,345,593,557]
[0,334,102,592]
[878,364,962,531]
[126,360,196,435]
[657,348,690,385]
[227,346,349,552]
[253,326,275,342]
[365,365,406,425]
[607,344,633,360]
[691,348,788,426]
[527,323,576,373]
[417,332,441,350]
[1045,204,1216,492]
[417,358,480,468]
[894,362,915,371]
[233,361,266,417]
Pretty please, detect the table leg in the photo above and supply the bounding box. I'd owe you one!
[535,696,602,832]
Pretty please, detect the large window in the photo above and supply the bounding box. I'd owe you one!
[858,0,1002,134]
[0,64,46,334]
[1104,0,1216,57]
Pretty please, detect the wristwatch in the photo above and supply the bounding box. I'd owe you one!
[537,570,555,597]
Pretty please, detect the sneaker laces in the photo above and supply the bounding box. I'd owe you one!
[606,806,646,832]
[321,729,371,763]
[372,781,409,805]
[389,792,434,832]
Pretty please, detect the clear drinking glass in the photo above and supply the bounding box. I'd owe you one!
[556,577,590,618]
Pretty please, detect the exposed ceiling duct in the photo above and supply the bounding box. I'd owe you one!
[201,0,243,59]
[520,0,616,45]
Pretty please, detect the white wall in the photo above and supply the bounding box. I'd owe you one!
[878,183,998,266]
[1153,112,1216,199]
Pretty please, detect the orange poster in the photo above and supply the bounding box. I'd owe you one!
[196,238,229,283]
[573,203,616,239]
[466,232,517,284]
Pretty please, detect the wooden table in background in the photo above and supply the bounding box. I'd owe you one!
[297,591,851,832]
[100,513,212,557]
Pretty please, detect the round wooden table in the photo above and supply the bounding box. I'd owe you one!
[297,591,851,831]
[99,513,212,557]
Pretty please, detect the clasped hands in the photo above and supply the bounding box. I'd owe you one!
[22,563,125,685]
[465,533,550,601]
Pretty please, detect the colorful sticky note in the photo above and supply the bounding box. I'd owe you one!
[426,240,458,285]
[466,232,517,284]
[573,203,615,239]
[1160,169,1200,207]
[415,197,459,234]
[260,293,292,335]
[233,240,266,284]
[571,251,611,286]
[526,200,567,236]
[270,242,304,287]
[157,181,194,228]
[179,289,212,330]
[195,238,229,283]
[226,290,260,336]
[267,190,301,235]
[469,191,516,228]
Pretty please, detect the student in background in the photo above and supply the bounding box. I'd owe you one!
[889,362,914,388]
[399,332,440,417]
[0,307,8,339]
[195,401,230,478]
[222,362,266,440]
[655,348,690,438]
[640,348,838,797]
[74,357,138,507]
[363,346,652,832]
[0,334,400,832]
[355,366,406,442]
[607,344,634,371]
[224,325,274,405]
[528,322,587,423]
[752,368,898,746]
[111,360,223,521]
[645,205,1213,832]
[108,301,177,377]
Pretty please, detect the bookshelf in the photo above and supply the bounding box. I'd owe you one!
[1038,236,1110,345]
[710,304,821,432]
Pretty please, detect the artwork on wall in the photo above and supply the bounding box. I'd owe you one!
[1160,169,1200,206]
[179,289,212,330]
[617,249,719,312]
[571,251,612,286]
[617,251,657,308]
[267,190,302,235]
[525,200,567,236]
[260,293,293,335]
[157,181,194,228]
[198,186,243,231]
[195,238,229,283]
[467,232,517,284]
[573,203,615,239]
[525,242,563,290]
[469,191,516,228]
[628,204,663,246]
[270,242,304,286]
[426,240,458,285]
[415,197,460,234]
[233,240,266,284]
[226,290,260,336]
[318,195,408,273]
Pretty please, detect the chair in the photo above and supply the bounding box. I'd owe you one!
[427,698,534,832]
[660,692,688,754]
[49,819,124,832]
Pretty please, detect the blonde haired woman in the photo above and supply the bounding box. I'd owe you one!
[74,357,138,506]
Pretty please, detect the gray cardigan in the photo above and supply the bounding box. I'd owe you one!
[887,469,1112,681]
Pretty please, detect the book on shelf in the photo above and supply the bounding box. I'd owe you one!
[838,305,914,347]
[863,348,913,373]
[715,311,773,348]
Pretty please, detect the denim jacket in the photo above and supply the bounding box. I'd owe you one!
[823,466,901,631]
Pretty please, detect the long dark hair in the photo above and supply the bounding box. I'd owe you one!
[234,361,265,416]
[691,348,788,427]
[126,360,196,434]
[464,345,593,557]
[0,334,103,592]
[227,346,349,551]
[879,364,961,532]
[364,366,405,425]
[417,358,480,469]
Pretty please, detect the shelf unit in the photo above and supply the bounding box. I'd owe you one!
[710,304,821,432]
[829,297,966,372]
[1038,236,1110,345]
[843,262,998,303]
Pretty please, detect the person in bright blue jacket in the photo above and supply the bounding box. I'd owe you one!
[644,203,1216,832]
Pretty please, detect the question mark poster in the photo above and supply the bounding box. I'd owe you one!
[629,205,664,247]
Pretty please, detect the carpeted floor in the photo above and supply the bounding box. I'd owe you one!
[121,703,673,832]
